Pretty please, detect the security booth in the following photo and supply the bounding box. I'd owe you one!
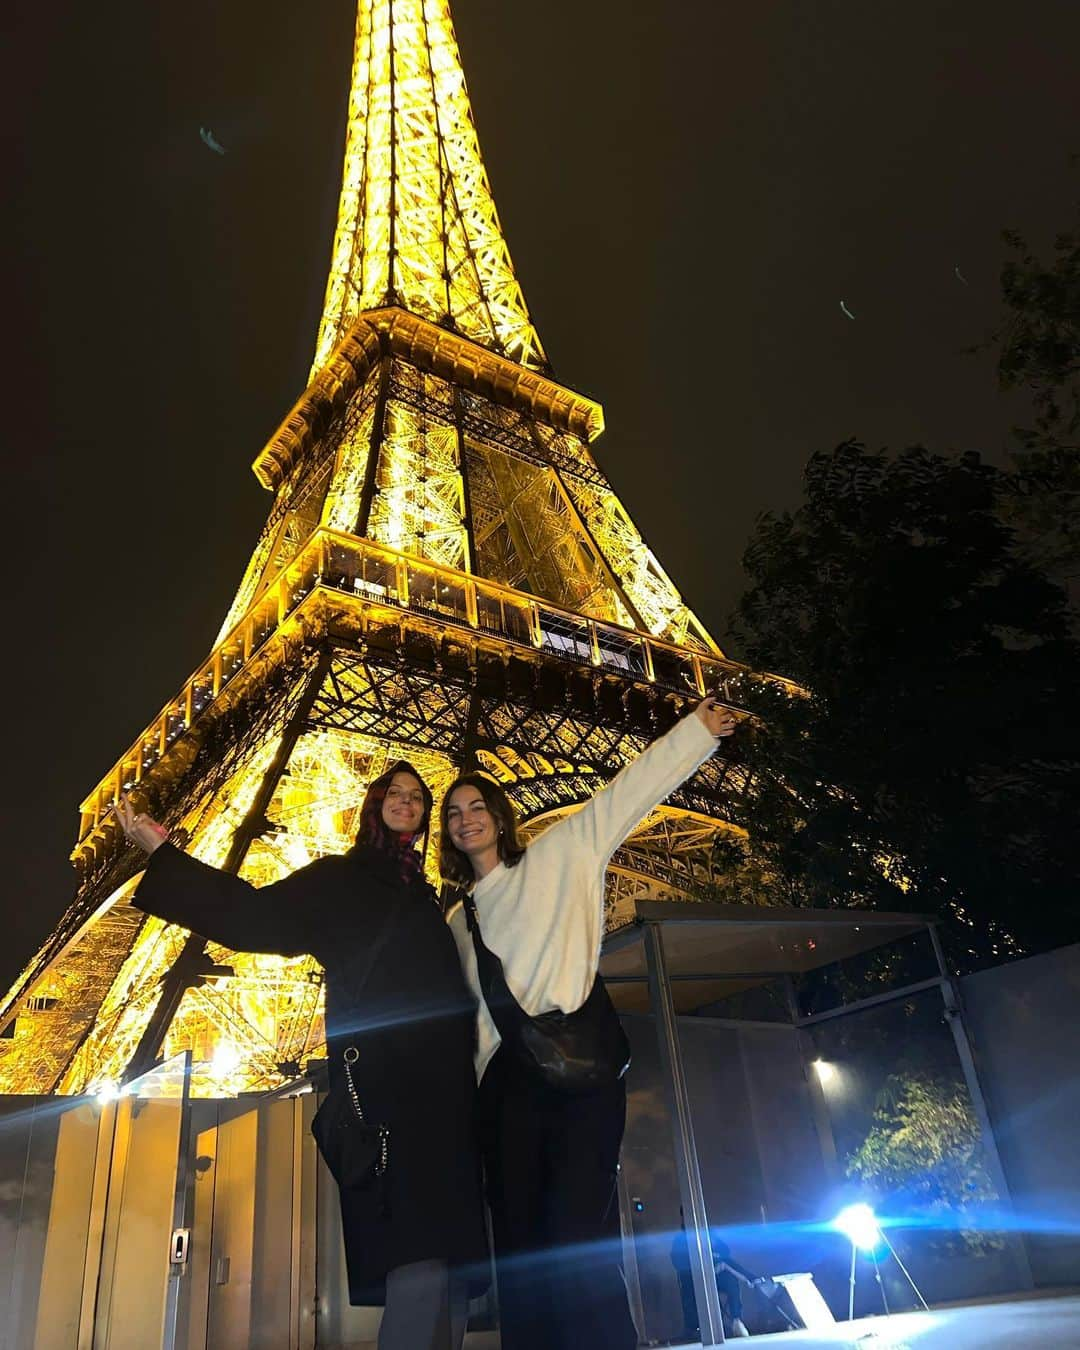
[601,900,1031,1345]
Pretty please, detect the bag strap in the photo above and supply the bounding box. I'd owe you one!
[461,892,496,989]
[339,891,411,1057]
[460,893,530,1037]
[356,899,407,998]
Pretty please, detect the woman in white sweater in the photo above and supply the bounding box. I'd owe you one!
[439,699,734,1350]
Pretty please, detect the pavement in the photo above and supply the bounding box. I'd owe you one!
[680,1293,1080,1350]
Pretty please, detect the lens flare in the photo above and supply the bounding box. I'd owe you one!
[833,1203,883,1252]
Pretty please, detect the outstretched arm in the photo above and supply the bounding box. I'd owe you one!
[115,795,322,956]
[717,1255,760,1285]
[555,698,735,868]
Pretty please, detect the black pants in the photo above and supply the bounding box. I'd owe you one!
[718,1268,743,1321]
[478,1049,638,1350]
[675,1267,743,1335]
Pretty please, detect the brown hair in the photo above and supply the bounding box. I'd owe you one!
[351,760,433,882]
[439,773,526,886]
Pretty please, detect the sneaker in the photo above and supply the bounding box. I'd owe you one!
[731,1318,750,1338]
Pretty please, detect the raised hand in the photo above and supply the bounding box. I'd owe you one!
[694,697,737,739]
[113,792,170,855]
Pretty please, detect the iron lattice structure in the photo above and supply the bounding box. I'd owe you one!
[0,0,769,1098]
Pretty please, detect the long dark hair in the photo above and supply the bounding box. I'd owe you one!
[353,760,433,882]
[439,773,526,886]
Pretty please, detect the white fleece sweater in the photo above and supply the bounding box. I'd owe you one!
[447,711,718,1080]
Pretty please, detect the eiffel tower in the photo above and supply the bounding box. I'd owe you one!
[0,0,759,1099]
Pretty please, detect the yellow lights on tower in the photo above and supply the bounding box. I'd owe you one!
[313,0,546,376]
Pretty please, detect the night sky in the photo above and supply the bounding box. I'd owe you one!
[4,1,1077,988]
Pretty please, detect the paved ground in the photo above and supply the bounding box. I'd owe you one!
[690,1293,1080,1350]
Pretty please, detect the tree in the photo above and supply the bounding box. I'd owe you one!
[995,222,1079,447]
[989,216,1080,602]
[725,442,1079,968]
[847,1070,1001,1257]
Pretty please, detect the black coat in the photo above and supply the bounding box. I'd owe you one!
[134,841,488,1303]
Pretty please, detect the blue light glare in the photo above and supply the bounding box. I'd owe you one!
[833,1203,883,1251]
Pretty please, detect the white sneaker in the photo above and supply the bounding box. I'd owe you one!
[731,1318,750,1338]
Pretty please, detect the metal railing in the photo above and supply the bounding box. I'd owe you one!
[77,528,749,851]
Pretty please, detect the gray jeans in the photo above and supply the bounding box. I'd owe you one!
[378,1259,468,1350]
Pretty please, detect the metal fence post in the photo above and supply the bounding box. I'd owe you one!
[644,920,726,1344]
[928,924,1034,1290]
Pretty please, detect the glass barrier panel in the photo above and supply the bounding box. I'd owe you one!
[538,608,592,664]
[700,662,734,703]
[501,597,534,646]
[619,1005,837,1341]
[475,588,506,636]
[357,549,399,602]
[284,547,321,609]
[595,625,649,678]
[400,568,464,625]
[326,540,359,591]
[406,566,439,614]
[650,643,698,695]
[433,575,469,623]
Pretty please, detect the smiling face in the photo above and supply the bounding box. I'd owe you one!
[445,783,499,867]
[380,771,427,835]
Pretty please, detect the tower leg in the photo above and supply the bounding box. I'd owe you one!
[123,648,332,1081]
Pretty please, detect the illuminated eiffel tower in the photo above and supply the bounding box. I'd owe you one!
[0,0,758,1098]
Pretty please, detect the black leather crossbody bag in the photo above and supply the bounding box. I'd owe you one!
[311,1046,390,1191]
[463,893,630,1095]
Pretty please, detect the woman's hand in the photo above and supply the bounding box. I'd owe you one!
[113,792,170,855]
[694,698,737,739]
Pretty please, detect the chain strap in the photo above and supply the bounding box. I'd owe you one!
[342,1046,389,1176]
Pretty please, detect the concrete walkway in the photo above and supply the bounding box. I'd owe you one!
[687,1293,1080,1350]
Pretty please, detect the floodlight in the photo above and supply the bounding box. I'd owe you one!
[813,1058,837,1086]
[95,1078,120,1106]
[833,1203,882,1252]
[833,1203,928,1321]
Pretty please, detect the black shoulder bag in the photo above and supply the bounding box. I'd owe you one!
[310,900,403,1192]
[463,893,630,1095]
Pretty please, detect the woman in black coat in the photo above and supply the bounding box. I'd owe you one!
[116,761,487,1350]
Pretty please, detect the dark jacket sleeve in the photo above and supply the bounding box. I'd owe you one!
[717,1256,758,1284]
[132,842,332,957]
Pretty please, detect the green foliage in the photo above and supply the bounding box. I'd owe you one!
[846,1070,1002,1257]
[994,224,1080,444]
[725,442,1079,967]
[991,220,1080,597]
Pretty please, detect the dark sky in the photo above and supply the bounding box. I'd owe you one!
[3,0,1077,988]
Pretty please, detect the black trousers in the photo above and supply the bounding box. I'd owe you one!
[477,1048,638,1350]
[718,1268,744,1321]
[675,1266,743,1337]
